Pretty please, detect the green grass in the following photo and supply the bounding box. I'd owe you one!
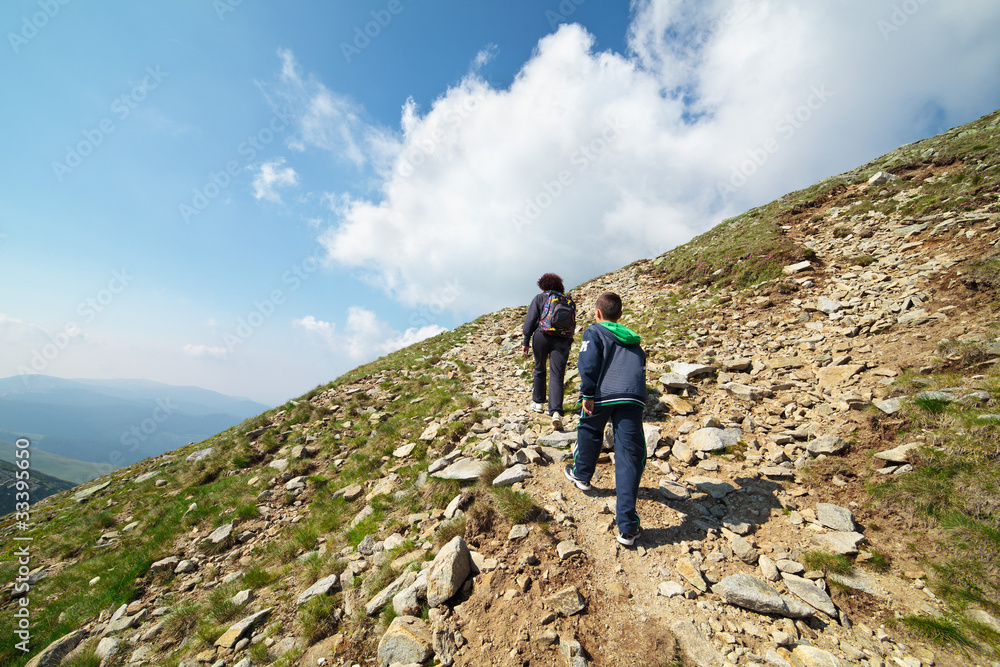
[802,550,853,575]
[900,615,976,650]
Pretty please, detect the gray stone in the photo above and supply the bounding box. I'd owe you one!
[688,476,736,499]
[492,464,532,487]
[816,503,856,532]
[24,629,86,667]
[688,428,731,452]
[150,556,179,572]
[670,620,726,667]
[783,574,837,617]
[811,531,866,555]
[377,616,433,667]
[73,479,112,503]
[791,644,845,667]
[366,571,418,616]
[556,540,582,560]
[432,458,490,481]
[806,435,849,455]
[392,572,427,617]
[874,442,921,462]
[174,559,197,574]
[215,607,272,648]
[426,536,471,607]
[297,573,340,606]
[508,524,529,541]
[657,581,686,597]
[712,574,812,618]
[207,523,233,545]
[658,479,690,501]
[758,554,780,581]
[559,638,590,667]
[185,447,215,463]
[545,586,585,616]
[676,557,707,591]
[723,382,769,402]
[875,397,902,415]
[868,170,896,185]
[670,361,714,379]
[659,372,693,389]
[536,431,577,448]
[672,440,697,465]
[817,296,841,314]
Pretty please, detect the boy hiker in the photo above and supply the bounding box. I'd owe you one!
[522,273,577,430]
[563,292,647,546]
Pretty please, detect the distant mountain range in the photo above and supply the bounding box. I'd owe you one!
[0,375,271,484]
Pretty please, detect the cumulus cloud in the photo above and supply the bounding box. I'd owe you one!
[267,1,1000,317]
[251,158,298,203]
[182,344,231,361]
[294,309,446,361]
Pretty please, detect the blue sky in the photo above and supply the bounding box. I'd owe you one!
[2,1,999,406]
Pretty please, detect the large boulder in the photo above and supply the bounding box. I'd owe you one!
[426,536,472,607]
[712,574,812,618]
[377,616,433,667]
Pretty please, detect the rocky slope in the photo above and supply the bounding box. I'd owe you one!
[3,110,999,667]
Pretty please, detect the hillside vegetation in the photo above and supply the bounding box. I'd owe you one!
[1,109,999,667]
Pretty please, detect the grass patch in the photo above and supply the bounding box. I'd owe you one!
[900,615,976,650]
[802,550,853,575]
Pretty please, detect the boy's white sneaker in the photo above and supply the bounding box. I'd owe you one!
[563,464,591,491]
[551,412,563,430]
[530,402,545,413]
[617,528,642,546]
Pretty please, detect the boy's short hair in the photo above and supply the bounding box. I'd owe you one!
[595,292,623,321]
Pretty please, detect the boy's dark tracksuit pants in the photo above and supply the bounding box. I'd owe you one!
[572,401,645,535]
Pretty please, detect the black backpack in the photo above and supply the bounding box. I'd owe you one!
[538,292,576,337]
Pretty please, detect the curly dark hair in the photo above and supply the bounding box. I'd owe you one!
[537,273,565,292]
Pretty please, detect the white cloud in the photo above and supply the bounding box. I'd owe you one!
[267,2,1000,317]
[294,309,446,361]
[182,344,231,360]
[251,158,298,203]
[265,48,399,170]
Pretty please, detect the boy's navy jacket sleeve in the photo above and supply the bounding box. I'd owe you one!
[577,326,602,400]
[522,292,545,346]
